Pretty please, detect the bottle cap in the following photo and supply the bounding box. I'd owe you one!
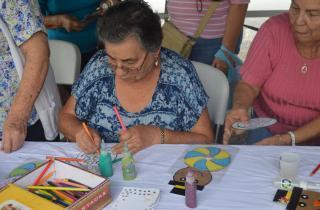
[186,168,195,184]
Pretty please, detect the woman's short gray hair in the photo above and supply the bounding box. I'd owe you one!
[97,0,163,52]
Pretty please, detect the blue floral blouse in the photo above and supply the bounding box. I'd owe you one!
[0,0,45,136]
[72,48,209,143]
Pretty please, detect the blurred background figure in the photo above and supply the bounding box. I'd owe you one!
[39,0,100,68]
[166,0,249,74]
[0,0,60,153]
[223,0,320,146]
[39,0,119,104]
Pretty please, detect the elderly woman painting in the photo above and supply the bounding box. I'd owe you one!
[59,0,214,154]
[224,0,320,145]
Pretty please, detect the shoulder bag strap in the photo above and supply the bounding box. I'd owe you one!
[193,1,220,39]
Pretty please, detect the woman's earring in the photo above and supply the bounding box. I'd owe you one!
[154,59,159,67]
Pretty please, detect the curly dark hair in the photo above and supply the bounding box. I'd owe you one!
[97,0,163,52]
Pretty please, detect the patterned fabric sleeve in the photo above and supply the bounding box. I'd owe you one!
[1,0,45,46]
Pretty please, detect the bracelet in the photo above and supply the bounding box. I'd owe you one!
[160,127,165,144]
[287,131,296,146]
[275,134,285,145]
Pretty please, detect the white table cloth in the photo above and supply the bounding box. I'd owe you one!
[0,142,319,210]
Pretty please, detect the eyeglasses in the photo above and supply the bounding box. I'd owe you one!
[106,52,149,73]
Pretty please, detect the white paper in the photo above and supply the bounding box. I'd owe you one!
[111,187,160,210]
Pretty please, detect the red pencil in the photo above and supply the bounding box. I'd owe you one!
[310,163,320,176]
[46,156,84,163]
[113,106,127,131]
[33,159,54,185]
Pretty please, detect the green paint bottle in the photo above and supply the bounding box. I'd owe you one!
[121,143,136,180]
[99,142,113,177]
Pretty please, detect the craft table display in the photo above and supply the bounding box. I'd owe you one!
[0,142,320,210]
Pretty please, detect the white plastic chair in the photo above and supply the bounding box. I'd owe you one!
[48,40,81,85]
[191,61,229,143]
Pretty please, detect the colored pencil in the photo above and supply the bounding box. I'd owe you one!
[46,156,84,163]
[82,122,95,142]
[82,122,100,154]
[49,181,82,199]
[36,189,58,200]
[54,179,89,189]
[27,186,90,192]
[38,170,56,185]
[33,159,54,185]
[310,163,320,176]
[65,178,93,190]
[33,190,56,201]
[51,189,75,204]
[113,106,127,131]
[54,199,70,207]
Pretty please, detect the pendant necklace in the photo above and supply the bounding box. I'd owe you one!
[300,63,308,74]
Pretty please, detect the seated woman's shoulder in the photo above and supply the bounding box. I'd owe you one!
[82,49,111,74]
[161,48,195,74]
[87,49,108,66]
[263,13,290,31]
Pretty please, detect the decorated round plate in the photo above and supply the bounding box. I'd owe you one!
[184,147,231,172]
[8,161,43,178]
[232,117,277,130]
[173,167,212,186]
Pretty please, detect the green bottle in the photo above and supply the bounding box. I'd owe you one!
[121,143,136,180]
[99,146,113,178]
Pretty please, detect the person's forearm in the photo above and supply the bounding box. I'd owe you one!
[9,32,49,121]
[279,117,320,145]
[44,15,64,29]
[222,4,248,52]
[58,113,83,141]
[232,81,259,110]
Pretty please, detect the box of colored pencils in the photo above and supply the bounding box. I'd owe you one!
[0,159,112,210]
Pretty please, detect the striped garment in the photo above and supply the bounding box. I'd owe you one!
[167,0,250,39]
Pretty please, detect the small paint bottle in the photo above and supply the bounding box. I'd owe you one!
[121,142,136,180]
[99,143,113,177]
[99,151,113,177]
[185,168,197,208]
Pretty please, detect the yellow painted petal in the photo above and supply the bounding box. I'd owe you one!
[184,157,205,166]
[214,150,230,159]
[206,160,224,171]
[194,147,210,155]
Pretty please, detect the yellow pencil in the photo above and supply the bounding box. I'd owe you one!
[27,186,90,192]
